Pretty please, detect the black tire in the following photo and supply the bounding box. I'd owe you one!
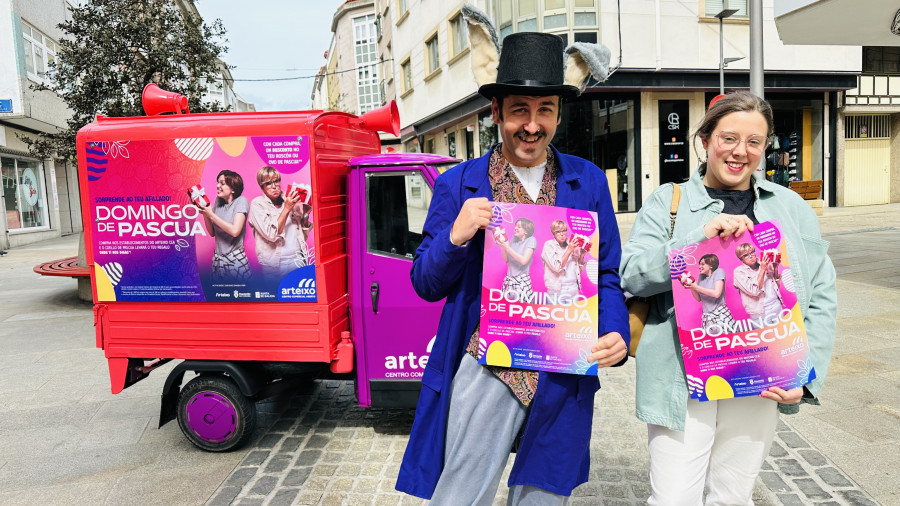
[176,374,256,452]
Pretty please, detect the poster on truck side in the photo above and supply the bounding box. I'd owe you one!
[86,135,317,302]
[477,203,600,376]
[668,219,815,401]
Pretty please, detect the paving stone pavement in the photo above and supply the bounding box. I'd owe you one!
[213,214,898,506]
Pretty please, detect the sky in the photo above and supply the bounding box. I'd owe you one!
[195,0,346,112]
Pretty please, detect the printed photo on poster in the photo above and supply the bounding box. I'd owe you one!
[668,219,815,401]
[478,203,600,376]
[86,135,317,302]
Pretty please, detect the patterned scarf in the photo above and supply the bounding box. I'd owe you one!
[466,144,558,406]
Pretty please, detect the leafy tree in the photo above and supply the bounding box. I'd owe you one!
[26,0,228,160]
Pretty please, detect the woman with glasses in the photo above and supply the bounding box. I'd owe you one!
[247,166,312,277]
[733,243,783,328]
[620,91,837,504]
[682,253,736,335]
[198,170,252,284]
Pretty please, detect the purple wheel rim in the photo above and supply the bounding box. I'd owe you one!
[185,391,237,442]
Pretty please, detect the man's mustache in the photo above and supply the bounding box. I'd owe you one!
[515,129,547,140]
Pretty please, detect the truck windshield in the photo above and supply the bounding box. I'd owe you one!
[366,171,433,259]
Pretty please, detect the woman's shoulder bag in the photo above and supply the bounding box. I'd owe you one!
[627,183,680,357]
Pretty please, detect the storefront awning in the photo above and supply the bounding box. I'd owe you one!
[775,0,900,46]
[590,70,858,92]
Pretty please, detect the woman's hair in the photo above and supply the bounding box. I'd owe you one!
[735,243,754,260]
[699,253,720,278]
[515,218,535,239]
[217,170,244,198]
[256,166,280,188]
[550,219,566,233]
[692,90,774,152]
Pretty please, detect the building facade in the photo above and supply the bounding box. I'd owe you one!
[386,0,860,213]
[774,0,900,207]
[0,0,251,250]
[0,0,79,249]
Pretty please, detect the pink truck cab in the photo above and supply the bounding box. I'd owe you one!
[77,88,458,451]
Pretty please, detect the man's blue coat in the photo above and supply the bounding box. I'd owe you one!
[395,145,630,498]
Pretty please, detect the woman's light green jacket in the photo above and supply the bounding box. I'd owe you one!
[621,167,837,431]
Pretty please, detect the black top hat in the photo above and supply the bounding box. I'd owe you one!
[478,32,580,100]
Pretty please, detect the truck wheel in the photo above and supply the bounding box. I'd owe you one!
[176,375,256,452]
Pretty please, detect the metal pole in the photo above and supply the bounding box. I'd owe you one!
[749,0,764,98]
[719,16,725,95]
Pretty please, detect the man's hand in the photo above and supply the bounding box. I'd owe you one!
[760,386,803,404]
[450,197,493,246]
[587,332,627,368]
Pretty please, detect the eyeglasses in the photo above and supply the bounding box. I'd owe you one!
[740,250,756,259]
[714,131,769,155]
[553,229,567,235]
[263,179,281,188]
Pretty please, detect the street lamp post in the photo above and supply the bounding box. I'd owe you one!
[716,6,739,95]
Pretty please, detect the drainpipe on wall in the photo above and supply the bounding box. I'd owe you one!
[655,0,662,71]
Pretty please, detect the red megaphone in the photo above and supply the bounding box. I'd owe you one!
[351,100,400,136]
[142,83,190,116]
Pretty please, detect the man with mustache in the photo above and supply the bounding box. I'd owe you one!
[397,29,629,505]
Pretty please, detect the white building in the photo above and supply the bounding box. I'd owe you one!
[0,0,79,249]
[775,0,900,207]
[387,0,860,213]
[0,0,251,250]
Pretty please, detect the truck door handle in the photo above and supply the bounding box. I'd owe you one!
[370,282,379,314]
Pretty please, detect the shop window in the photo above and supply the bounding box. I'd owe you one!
[546,0,566,9]
[479,111,499,154]
[22,21,57,84]
[447,132,457,158]
[573,12,596,26]
[863,47,900,75]
[552,97,640,213]
[704,0,748,18]
[2,157,48,230]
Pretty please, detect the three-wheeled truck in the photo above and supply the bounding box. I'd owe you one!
[77,85,458,450]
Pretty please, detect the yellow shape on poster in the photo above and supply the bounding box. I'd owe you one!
[216,137,247,157]
[486,341,512,367]
[93,265,117,301]
[705,375,734,400]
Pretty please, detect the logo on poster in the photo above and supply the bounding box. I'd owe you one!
[278,265,317,302]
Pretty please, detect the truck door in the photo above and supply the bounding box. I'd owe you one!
[357,169,442,407]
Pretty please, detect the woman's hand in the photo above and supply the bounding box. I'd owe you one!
[760,386,803,404]
[703,213,754,239]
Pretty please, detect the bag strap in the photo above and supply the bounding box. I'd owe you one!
[669,183,681,239]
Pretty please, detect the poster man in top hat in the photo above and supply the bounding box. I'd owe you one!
[395,5,629,504]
